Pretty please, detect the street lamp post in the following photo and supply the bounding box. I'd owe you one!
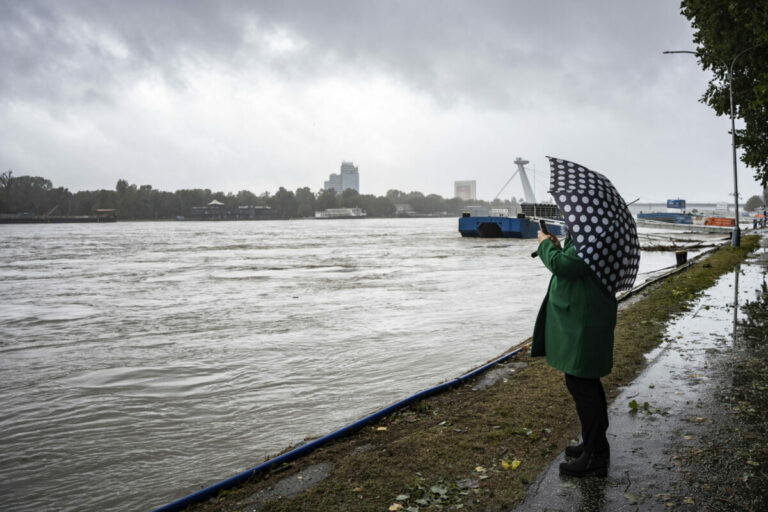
[664,45,762,247]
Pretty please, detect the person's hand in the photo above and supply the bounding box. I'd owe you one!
[538,231,561,248]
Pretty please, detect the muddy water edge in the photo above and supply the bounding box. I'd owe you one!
[190,237,762,512]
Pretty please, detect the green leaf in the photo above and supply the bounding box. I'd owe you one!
[430,484,448,496]
[629,399,639,410]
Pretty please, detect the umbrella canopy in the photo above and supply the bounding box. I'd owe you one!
[547,157,640,294]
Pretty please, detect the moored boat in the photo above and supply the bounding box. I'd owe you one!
[459,213,563,238]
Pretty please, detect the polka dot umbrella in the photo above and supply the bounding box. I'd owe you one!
[547,156,640,294]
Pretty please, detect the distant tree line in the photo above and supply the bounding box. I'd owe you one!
[0,170,518,220]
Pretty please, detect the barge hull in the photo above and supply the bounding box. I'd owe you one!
[459,216,562,238]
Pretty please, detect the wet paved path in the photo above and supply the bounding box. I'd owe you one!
[513,232,768,511]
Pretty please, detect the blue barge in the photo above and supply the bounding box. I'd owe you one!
[459,215,563,238]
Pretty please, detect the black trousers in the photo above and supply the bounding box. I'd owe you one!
[565,373,609,457]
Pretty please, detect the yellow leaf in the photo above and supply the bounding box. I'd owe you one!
[501,460,510,470]
[352,487,362,492]
[376,427,388,431]
[511,459,521,470]
[683,497,695,505]
[388,504,403,511]
[747,460,760,466]
[683,435,693,440]
[475,466,486,473]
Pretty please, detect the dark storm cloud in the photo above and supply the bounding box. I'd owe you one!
[1,1,693,110]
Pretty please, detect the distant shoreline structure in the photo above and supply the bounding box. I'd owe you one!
[0,209,117,224]
[314,207,366,219]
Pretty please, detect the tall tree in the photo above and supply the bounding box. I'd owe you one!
[270,187,298,218]
[745,194,765,211]
[295,187,316,217]
[680,0,768,185]
[315,188,339,210]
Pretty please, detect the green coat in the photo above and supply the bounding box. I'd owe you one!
[531,237,618,378]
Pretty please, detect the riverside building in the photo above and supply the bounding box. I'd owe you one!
[454,180,476,201]
[324,162,360,193]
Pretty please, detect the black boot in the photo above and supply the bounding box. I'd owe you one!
[559,451,608,477]
[565,442,583,458]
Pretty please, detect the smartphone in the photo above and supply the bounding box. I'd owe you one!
[538,219,549,234]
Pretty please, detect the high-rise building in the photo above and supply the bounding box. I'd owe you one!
[454,180,476,200]
[324,161,360,193]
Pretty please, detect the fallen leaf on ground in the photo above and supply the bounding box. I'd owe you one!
[388,504,403,511]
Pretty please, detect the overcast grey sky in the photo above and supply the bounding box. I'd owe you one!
[1,0,763,202]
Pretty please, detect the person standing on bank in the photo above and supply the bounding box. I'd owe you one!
[532,156,641,476]
[531,228,618,477]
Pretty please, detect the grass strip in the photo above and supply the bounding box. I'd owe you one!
[192,236,759,512]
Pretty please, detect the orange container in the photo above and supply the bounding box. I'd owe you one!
[704,217,736,227]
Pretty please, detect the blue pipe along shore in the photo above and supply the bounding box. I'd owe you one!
[152,240,727,512]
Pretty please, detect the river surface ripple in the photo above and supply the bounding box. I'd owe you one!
[0,218,693,511]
